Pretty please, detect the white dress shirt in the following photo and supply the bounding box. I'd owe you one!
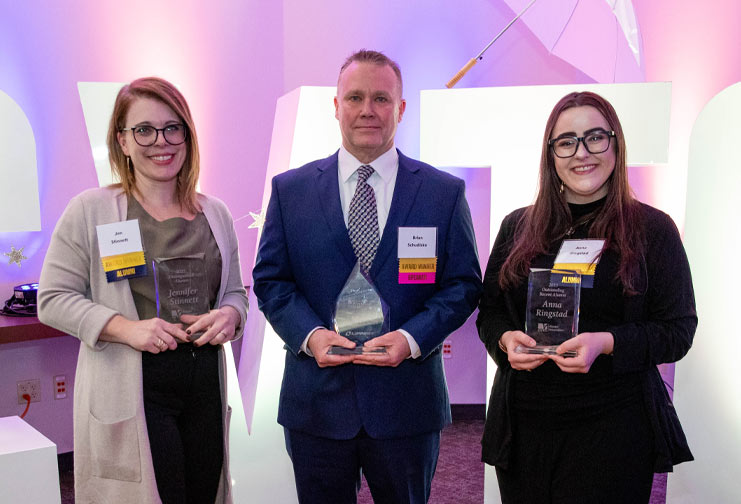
[302,145,421,358]
[337,144,398,233]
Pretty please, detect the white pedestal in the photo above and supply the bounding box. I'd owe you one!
[0,416,61,504]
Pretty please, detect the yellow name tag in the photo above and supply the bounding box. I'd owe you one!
[96,219,147,282]
[552,262,597,276]
[102,251,146,273]
[554,239,605,288]
[399,258,437,272]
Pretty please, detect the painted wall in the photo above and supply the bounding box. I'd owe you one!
[0,338,78,453]
[0,0,283,296]
[3,1,739,299]
[281,0,592,161]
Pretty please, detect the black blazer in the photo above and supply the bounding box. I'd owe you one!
[477,203,696,471]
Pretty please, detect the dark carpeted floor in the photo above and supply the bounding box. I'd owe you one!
[58,408,668,503]
[58,453,74,504]
[359,404,668,504]
[358,416,485,504]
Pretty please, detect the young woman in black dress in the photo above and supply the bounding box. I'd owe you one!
[478,91,696,503]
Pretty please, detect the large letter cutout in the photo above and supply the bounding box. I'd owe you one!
[235,87,339,502]
[0,90,40,231]
[77,82,125,187]
[671,82,741,503]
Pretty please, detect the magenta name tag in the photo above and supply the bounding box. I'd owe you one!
[399,272,436,284]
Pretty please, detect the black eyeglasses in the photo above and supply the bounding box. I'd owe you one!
[548,129,615,158]
[120,124,187,147]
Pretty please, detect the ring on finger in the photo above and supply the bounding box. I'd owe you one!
[157,338,165,349]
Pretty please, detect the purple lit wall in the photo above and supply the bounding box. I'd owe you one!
[5,0,737,300]
[0,1,283,295]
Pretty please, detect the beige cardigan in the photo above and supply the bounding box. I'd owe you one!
[38,187,248,504]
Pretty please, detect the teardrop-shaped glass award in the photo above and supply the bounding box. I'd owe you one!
[328,262,389,355]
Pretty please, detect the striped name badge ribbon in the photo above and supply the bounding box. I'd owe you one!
[553,239,606,288]
[96,219,147,282]
[399,258,437,284]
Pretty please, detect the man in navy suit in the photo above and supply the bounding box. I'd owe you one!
[253,49,482,504]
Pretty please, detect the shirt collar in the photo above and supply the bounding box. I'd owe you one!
[339,145,399,184]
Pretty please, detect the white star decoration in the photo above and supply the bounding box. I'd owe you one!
[4,246,28,267]
[248,209,266,230]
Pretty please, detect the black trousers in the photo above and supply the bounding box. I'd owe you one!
[142,344,223,504]
[285,427,441,504]
[496,400,655,504]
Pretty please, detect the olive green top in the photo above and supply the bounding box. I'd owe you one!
[127,195,222,321]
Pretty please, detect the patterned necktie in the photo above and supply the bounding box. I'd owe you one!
[348,165,380,273]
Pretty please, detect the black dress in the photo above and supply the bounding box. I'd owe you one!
[127,196,225,504]
[477,199,696,503]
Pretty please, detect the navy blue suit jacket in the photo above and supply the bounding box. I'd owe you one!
[253,150,482,440]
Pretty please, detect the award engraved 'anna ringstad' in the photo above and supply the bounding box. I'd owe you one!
[153,253,210,341]
[517,268,581,357]
[327,262,390,355]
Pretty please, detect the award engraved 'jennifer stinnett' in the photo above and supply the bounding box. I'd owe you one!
[153,253,210,341]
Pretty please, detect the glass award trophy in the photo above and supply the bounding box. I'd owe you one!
[516,268,581,357]
[327,262,390,355]
[153,253,210,341]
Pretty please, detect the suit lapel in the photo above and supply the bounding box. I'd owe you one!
[316,153,357,268]
[371,151,421,276]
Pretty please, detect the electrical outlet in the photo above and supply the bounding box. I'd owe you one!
[54,375,67,400]
[17,379,42,404]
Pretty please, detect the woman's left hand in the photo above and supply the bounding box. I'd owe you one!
[180,306,241,346]
[549,331,614,374]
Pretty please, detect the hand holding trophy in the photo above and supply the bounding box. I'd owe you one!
[153,253,210,341]
[516,268,581,358]
[327,262,389,355]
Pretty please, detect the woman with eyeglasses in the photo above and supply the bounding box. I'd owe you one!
[39,77,248,504]
[477,91,696,503]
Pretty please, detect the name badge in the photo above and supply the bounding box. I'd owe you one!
[96,219,147,282]
[553,239,606,288]
[398,227,437,284]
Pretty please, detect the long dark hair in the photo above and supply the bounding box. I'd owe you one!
[499,91,643,294]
